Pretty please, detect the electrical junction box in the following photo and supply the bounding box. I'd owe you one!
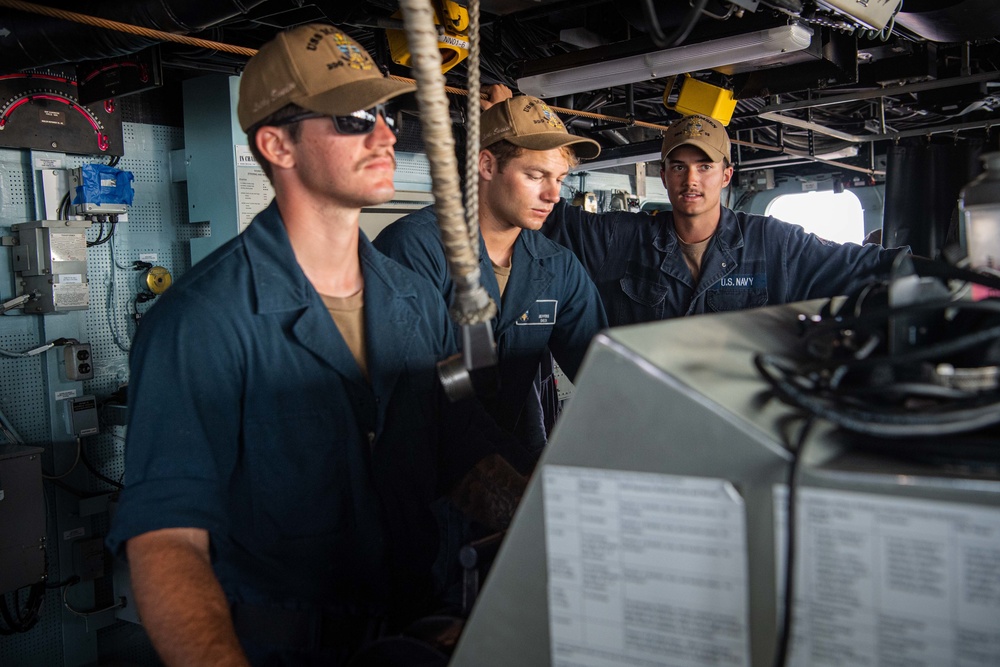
[672,75,738,126]
[69,164,133,215]
[73,537,106,581]
[66,395,99,437]
[739,168,775,192]
[0,444,46,595]
[10,220,91,313]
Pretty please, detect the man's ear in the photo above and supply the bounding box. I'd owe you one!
[721,164,734,188]
[255,126,296,170]
[479,149,497,181]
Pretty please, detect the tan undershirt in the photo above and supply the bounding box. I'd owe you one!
[678,237,712,283]
[321,289,368,382]
[492,260,511,297]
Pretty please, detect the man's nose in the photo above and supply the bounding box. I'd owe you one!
[542,179,561,201]
[370,114,397,145]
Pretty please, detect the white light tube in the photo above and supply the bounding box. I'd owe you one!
[570,149,662,173]
[518,24,814,98]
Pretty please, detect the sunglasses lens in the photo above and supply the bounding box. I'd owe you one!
[332,104,401,136]
[334,109,377,134]
[384,109,401,135]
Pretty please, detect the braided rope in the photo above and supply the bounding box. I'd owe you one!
[463,0,482,263]
[399,0,495,325]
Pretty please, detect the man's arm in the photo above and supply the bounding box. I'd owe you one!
[126,528,249,667]
[779,217,910,302]
[541,200,624,279]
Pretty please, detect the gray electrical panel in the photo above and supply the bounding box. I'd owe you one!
[9,219,92,313]
[0,444,46,595]
[452,301,1000,667]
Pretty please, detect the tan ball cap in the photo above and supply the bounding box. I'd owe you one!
[661,114,732,163]
[238,24,416,131]
[481,95,601,160]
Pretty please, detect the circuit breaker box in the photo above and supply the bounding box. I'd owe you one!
[0,444,46,595]
[9,220,92,313]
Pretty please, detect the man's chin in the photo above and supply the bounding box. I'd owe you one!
[356,187,395,209]
[521,213,549,229]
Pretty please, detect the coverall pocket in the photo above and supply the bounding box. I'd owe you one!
[619,273,667,321]
[705,288,768,312]
[620,274,667,307]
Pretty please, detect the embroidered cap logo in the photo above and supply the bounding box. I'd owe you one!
[540,103,564,130]
[334,32,372,71]
[683,118,708,139]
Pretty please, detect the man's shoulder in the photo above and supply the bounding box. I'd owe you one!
[159,239,251,309]
[364,241,448,301]
[522,228,586,263]
[373,205,441,250]
[726,208,799,240]
[728,208,772,225]
[519,230,602,294]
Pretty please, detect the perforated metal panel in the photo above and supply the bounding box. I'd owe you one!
[1,152,51,460]
[0,122,200,665]
[0,147,65,667]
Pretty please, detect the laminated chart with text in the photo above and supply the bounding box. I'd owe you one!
[544,465,750,667]
[774,487,1000,667]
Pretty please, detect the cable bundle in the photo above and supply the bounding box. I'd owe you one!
[756,257,1000,441]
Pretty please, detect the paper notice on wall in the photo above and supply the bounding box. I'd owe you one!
[774,487,1000,666]
[543,465,750,667]
[235,145,274,234]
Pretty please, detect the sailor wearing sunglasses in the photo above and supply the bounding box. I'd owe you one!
[108,23,524,667]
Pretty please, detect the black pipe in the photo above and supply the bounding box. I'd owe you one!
[0,0,268,73]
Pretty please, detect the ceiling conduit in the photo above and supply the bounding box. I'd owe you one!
[0,0,268,72]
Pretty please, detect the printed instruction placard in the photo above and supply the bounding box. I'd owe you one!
[235,145,274,233]
[775,487,1000,666]
[543,465,750,667]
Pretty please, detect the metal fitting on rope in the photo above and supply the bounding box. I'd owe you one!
[437,321,499,402]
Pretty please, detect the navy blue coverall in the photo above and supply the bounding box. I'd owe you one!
[107,201,503,665]
[375,205,608,471]
[543,200,908,327]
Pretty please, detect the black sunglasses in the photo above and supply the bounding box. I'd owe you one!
[270,103,402,136]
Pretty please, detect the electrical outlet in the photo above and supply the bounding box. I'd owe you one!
[64,343,94,381]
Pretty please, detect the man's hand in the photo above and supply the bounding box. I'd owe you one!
[449,453,527,531]
[480,84,513,111]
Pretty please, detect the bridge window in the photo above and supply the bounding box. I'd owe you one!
[765,190,865,245]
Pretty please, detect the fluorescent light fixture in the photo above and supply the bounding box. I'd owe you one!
[571,149,661,173]
[518,24,814,99]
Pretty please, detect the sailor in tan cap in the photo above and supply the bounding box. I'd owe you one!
[657,113,735,256]
[542,112,907,324]
[110,24,524,666]
[376,89,607,471]
[375,86,608,601]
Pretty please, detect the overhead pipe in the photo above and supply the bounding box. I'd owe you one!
[0,0,267,72]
